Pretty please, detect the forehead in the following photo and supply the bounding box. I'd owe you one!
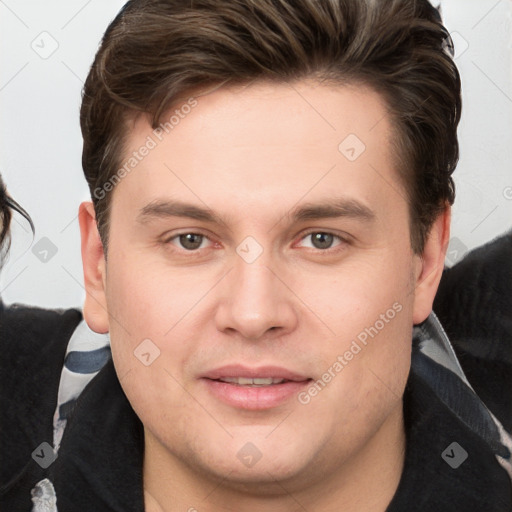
[112,80,403,222]
[146,79,391,152]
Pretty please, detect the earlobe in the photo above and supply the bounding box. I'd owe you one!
[78,201,109,334]
[412,206,451,325]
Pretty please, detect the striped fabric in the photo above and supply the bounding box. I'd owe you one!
[31,321,110,512]
[412,313,512,482]
[52,320,111,451]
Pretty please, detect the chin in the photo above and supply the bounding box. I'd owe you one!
[185,434,319,490]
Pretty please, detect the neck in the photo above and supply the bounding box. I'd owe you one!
[143,401,406,512]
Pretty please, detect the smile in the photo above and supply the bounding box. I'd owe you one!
[215,377,287,386]
[201,366,312,410]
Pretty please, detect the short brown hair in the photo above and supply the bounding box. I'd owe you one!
[80,0,461,255]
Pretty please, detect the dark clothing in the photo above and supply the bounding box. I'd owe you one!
[434,231,512,433]
[0,305,81,510]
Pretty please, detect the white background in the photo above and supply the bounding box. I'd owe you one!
[0,0,511,309]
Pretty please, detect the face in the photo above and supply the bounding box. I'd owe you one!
[80,80,448,495]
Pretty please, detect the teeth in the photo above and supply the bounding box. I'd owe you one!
[253,378,276,385]
[218,377,286,386]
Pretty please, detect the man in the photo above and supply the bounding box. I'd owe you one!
[1,0,511,511]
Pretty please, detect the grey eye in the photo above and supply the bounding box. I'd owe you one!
[178,233,204,250]
[309,232,335,249]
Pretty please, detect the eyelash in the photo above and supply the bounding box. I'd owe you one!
[162,229,350,256]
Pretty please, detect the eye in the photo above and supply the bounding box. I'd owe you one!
[297,231,345,251]
[166,232,212,251]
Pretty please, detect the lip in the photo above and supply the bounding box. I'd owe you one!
[202,364,310,381]
[201,365,312,410]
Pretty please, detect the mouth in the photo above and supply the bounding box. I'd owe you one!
[201,366,312,410]
[213,376,295,387]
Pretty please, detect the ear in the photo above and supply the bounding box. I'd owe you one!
[412,205,451,325]
[78,201,109,334]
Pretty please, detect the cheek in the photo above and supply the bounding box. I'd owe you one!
[104,250,206,400]
[104,253,176,375]
[104,262,199,436]
[303,304,412,463]
[106,245,182,333]
[295,252,414,424]
[292,246,413,337]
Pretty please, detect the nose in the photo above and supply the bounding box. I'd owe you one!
[214,256,298,341]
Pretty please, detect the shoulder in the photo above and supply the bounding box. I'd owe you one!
[0,301,82,382]
[0,299,83,376]
[0,301,82,506]
[435,230,512,360]
[434,231,512,432]
[0,300,82,341]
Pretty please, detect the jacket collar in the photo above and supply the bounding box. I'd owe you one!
[51,358,145,512]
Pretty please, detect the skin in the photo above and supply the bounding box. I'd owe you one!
[79,80,450,511]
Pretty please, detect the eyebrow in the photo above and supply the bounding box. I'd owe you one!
[287,199,375,223]
[136,198,375,226]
